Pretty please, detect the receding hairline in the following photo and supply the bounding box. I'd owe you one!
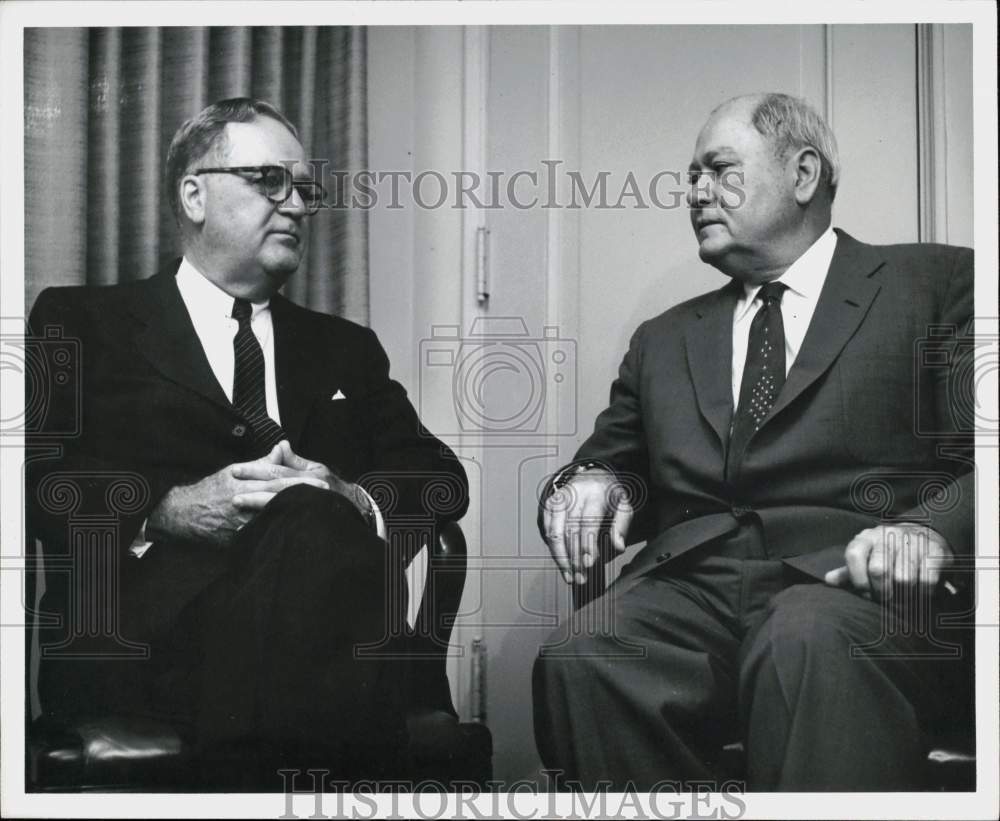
[165,98,302,224]
[195,113,301,166]
[690,98,774,163]
[710,93,767,116]
[698,92,840,197]
[694,95,770,149]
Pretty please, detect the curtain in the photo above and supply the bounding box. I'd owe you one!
[24,26,369,325]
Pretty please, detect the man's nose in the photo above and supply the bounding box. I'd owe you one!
[278,186,307,217]
[686,173,714,208]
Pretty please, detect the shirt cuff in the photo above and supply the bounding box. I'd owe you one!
[127,488,384,556]
[357,486,386,539]
[128,518,154,558]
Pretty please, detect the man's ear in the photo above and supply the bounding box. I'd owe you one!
[179,175,207,225]
[791,146,823,206]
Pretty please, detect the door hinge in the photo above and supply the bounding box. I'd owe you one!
[476,226,490,306]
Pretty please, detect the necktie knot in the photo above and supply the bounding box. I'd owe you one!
[232,297,253,323]
[757,281,788,305]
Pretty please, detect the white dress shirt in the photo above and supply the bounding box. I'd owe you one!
[131,258,382,556]
[731,226,837,409]
[176,257,281,421]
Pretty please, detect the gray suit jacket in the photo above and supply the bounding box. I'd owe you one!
[553,229,974,589]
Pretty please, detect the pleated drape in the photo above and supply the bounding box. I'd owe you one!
[24,26,369,325]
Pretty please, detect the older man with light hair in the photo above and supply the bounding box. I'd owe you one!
[533,92,974,791]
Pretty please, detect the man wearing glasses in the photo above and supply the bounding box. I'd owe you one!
[26,99,468,786]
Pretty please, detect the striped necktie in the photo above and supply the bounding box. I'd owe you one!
[231,297,286,454]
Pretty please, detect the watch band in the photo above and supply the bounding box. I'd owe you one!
[551,460,613,490]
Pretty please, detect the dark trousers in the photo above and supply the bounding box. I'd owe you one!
[145,485,409,788]
[533,545,966,791]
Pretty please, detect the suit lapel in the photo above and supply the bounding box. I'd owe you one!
[130,267,235,414]
[685,279,741,447]
[765,230,884,423]
[270,296,325,447]
[129,270,334,444]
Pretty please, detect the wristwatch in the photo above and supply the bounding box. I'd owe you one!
[352,484,378,531]
[551,460,613,490]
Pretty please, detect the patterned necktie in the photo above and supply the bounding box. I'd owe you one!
[231,297,286,454]
[727,281,788,477]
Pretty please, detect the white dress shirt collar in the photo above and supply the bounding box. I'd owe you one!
[174,257,278,419]
[175,257,270,322]
[734,226,837,322]
[730,226,837,408]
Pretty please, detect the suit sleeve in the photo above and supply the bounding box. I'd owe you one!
[355,327,470,530]
[537,321,655,545]
[901,246,976,556]
[576,321,651,477]
[25,288,172,552]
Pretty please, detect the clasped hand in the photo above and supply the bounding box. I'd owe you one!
[148,440,363,546]
[541,469,633,585]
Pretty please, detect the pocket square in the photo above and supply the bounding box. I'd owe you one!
[330,389,347,401]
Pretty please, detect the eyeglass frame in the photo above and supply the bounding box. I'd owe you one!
[193,165,326,214]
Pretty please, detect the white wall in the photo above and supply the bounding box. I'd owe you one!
[942,25,973,247]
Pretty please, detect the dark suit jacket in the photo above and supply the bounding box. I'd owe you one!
[552,230,974,590]
[26,264,469,652]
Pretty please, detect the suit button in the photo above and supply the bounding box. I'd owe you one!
[657,553,672,562]
[232,424,247,437]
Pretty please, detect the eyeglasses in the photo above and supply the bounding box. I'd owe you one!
[194,165,326,214]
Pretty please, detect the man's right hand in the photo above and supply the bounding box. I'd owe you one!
[542,469,633,585]
[230,440,374,523]
[146,445,331,547]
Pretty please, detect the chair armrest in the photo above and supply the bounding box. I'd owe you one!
[404,521,467,715]
[414,520,467,648]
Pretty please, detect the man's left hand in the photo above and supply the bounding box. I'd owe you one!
[230,440,373,521]
[824,523,955,602]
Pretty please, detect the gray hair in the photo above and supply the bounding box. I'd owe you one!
[165,97,299,223]
[718,92,840,200]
